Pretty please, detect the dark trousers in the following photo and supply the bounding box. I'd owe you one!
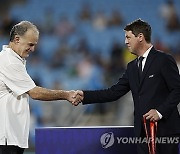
[0,145,25,154]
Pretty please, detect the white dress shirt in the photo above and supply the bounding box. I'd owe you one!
[0,45,36,148]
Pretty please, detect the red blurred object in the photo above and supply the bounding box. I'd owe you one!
[143,117,158,154]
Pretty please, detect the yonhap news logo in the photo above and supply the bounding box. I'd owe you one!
[100,132,180,149]
[100,132,115,148]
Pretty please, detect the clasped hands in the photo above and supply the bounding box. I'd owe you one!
[67,90,84,106]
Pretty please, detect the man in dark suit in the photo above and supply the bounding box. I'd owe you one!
[73,19,180,154]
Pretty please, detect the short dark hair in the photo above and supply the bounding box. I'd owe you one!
[124,19,151,43]
[10,21,39,42]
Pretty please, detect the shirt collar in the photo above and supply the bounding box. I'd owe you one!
[142,45,153,58]
[2,45,26,63]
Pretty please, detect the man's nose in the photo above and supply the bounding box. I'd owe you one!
[125,39,128,44]
[31,46,35,52]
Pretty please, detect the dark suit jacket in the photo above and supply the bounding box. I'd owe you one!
[82,47,180,137]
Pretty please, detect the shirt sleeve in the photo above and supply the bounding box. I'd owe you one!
[2,63,36,96]
[156,110,163,119]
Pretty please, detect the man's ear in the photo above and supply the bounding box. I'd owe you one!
[138,33,144,42]
[14,35,20,44]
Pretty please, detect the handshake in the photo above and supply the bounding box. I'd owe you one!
[67,90,84,106]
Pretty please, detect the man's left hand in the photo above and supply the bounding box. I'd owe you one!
[143,109,160,122]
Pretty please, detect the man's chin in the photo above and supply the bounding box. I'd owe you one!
[127,48,133,53]
[23,54,29,58]
[128,49,136,56]
[131,52,136,55]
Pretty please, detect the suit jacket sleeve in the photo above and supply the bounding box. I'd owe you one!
[156,54,180,119]
[82,66,130,104]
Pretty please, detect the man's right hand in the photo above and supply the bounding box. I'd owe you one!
[72,90,84,106]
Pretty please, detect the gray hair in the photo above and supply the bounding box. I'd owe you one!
[10,21,39,42]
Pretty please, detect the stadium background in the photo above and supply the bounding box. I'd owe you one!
[0,0,180,153]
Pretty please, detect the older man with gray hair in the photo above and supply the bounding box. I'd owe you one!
[0,21,81,154]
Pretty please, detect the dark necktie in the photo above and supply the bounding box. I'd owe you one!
[138,56,144,80]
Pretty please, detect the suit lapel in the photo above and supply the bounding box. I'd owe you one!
[139,48,157,87]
